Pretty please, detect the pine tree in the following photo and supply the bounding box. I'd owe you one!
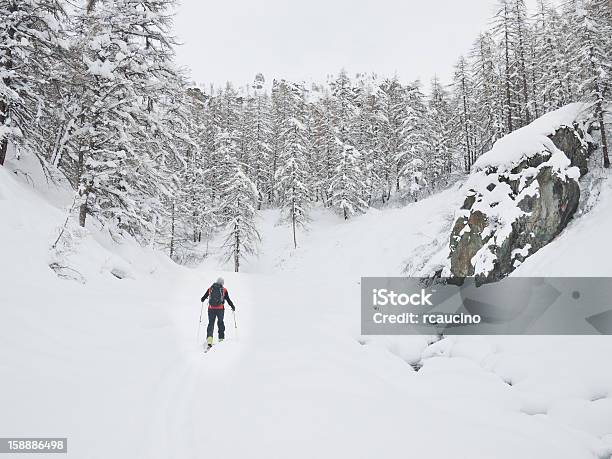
[399,81,430,195]
[510,0,533,125]
[269,78,289,205]
[53,0,188,236]
[0,0,66,166]
[470,32,505,155]
[378,77,407,201]
[244,74,273,209]
[275,80,311,247]
[326,71,368,217]
[533,1,569,112]
[220,155,260,272]
[310,89,336,206]
[427,77,454,183]
[208,82,243,209]
[354,74,384,206]
[568,0,611,167]
[204,89,224,204]
[330,70,358,146]
[494,0,517,133]
[330,144,367,219]
[183,87,212,244]
[65,0,137,229]
[452,56,477,172]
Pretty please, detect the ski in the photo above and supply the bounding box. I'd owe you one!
[203,340,225,354]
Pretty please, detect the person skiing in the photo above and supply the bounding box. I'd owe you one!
[200,277,235,350]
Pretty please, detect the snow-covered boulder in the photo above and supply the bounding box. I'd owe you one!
[446,103,594,284]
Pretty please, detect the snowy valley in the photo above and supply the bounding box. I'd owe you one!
[2,0,612,458]
[2,109,612,458]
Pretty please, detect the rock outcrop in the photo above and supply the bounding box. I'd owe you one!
[446,105,593,285]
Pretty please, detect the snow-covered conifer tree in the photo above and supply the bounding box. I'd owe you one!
[427,77,454,183]
[310,90,336,206]
[451,56,477,172]
[330,145,367,220]
[470,32,505,154]
[220,155,261,272]
[0,0,66,166]
[244,74,273,209]
[567,0,611,167]
[274,80,311,248]
[377,77,407,201]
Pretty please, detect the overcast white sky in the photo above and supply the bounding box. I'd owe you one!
[173,0,544,91]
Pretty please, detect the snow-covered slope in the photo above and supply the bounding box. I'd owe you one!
[1,156,612,459]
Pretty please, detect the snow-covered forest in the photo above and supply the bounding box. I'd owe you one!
[3,1,612,457]
[1,0,610,270]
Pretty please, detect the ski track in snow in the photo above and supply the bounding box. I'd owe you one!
[1,158,612,458]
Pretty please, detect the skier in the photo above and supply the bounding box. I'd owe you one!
[200,277,235,350]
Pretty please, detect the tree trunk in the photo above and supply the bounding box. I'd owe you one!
[292,198,297,249]
[256,165,263,211]
[0,96,8,165]
[396,166,400,192]
[169,202,175,258]
[515,1,530,125]
[0,3,15,167]
[0,136,7,167]
[503,4,514,132]
[530,40,539,119]
[461,75,472,172]
[590,43,610,168]
[79,199,88,227]
[598,105,610,168]
[268,154,277,204]
[234,223,240,272]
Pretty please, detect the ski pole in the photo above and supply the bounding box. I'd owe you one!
[232,309,238,340]
[197,301,204,344]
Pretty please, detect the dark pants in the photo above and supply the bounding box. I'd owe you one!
[207,308,225,339]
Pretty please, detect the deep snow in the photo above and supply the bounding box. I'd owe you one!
[1,151,612,458]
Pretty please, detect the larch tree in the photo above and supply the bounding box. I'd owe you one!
[329,143,367,220]
[568,0,611,167]
[245,73,273,209]
[452,56,477,172]
[0,0,66,166]
[494,0,517,133]
[378,77,407,201]
[427,77,454,182]
[220,154,260,272]
[275,80,311,248]
[399,82,430,196]
[310,89,336,206]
